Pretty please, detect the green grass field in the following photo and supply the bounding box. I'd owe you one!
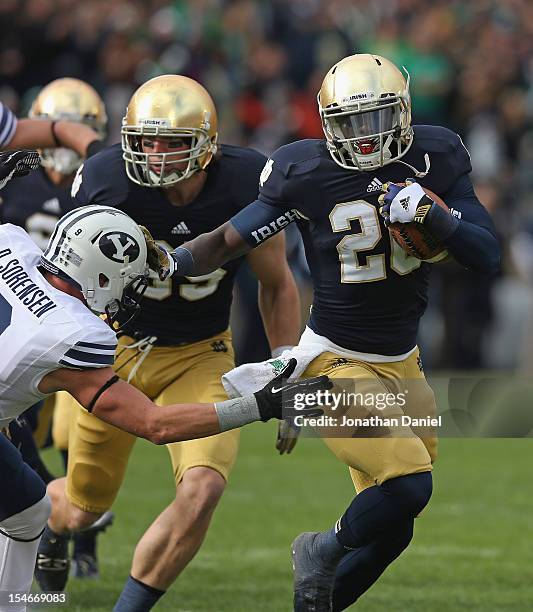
[41,428,533,611]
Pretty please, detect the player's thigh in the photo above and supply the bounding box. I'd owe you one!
[158,351,240,485]
[402,348,438,464]
[67,397,136,514]
[51,391,78,451]
[303,354,432,485]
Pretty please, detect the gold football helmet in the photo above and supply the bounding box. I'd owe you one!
[318,54,412,171]
[29,77,107,175]
[121,75,218,188]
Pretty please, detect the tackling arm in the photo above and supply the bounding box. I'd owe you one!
[39,366,221,444]
[38,359,330,445]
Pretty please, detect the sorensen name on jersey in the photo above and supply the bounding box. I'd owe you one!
[0,225,116,427]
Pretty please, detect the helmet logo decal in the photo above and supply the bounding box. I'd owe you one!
[341,92,375,103]
[99,232,140,263]
[139,118,170,127]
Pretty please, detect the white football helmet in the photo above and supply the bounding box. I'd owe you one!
[41,206,148,323]
[318,54,413,171]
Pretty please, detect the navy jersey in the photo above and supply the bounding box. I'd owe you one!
[232,125,495,356]
[72,143,266,344]
[0,167,77,249]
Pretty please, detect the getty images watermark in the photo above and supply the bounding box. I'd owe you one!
[281,374,533,439]
[286,381,441,438]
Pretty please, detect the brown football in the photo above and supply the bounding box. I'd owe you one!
[388,185,449,262]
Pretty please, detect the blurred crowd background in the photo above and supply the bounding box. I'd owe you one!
[1,0,533,370]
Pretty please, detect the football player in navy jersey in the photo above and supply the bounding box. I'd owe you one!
[37,76,301,609]
[1,78,107,249]
[1,79,112,579]
[149,54,500,611]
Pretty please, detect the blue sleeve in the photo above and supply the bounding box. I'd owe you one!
[230,151,305,247]
[230,199,301,247]
[440,174,500,275]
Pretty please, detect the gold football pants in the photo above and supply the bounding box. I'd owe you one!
[302,347,438,494]
[66,330,239,514]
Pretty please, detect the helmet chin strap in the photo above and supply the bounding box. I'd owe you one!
[394,153,431,178]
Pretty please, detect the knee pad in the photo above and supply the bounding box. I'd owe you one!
[0,495,51,542]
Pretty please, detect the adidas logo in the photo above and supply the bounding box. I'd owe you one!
[366,178,383,193]
[450,208,462,219]
[171,221,191,235]
[399,196,410,211]
[42,198,61,214]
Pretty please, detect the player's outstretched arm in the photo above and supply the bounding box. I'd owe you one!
[6,118,103,158]
[145,196,298,281]
[39,360,330,445]
[143,220,252,280]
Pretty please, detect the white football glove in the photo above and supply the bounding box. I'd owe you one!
[379,180,432,225]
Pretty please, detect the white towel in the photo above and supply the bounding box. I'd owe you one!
[221,343,324,398]
[221,327,417,399]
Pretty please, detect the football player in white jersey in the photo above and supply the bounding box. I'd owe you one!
[0,190,328,610]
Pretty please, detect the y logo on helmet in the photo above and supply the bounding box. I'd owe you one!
[99,232,140,263]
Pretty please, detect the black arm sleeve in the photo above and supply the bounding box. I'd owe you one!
[440,174,500,275]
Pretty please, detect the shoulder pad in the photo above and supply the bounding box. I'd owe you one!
[218,143,266,166]
[269,139,323,178]
[409,125,472,194]
[72,144,129,207]
[412,125,468,156]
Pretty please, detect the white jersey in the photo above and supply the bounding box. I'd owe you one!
[0,102,17,147]
[0,224,117,427]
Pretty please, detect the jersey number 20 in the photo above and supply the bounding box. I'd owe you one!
[330,200,421,283]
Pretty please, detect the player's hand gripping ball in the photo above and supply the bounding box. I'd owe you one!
[379,180,449,262]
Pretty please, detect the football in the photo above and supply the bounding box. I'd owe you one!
[388,185,449,262]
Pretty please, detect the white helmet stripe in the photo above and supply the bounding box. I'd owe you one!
[44,206,128,263]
